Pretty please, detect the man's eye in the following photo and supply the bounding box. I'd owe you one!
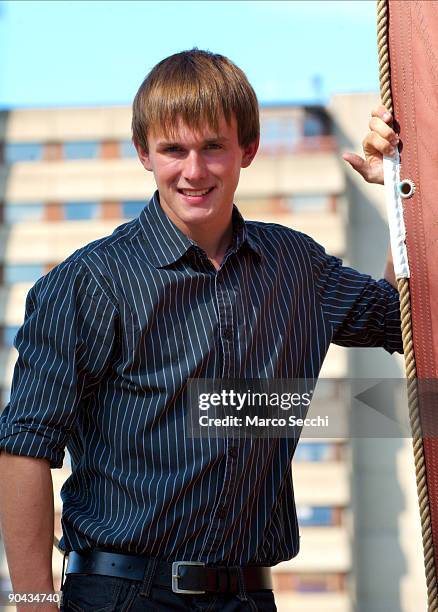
[206,143,222,150]
[165,146,183,153]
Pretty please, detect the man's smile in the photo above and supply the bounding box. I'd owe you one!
[177,187,216,199]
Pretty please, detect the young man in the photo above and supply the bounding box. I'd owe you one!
[0,49,400,612]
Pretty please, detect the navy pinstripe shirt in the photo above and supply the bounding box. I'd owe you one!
[0,192,402,565]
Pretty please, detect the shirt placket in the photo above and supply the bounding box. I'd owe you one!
[201,264,242,558]
[215,269,236,379]
[201,441,241,558]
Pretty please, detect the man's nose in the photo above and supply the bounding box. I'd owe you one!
[182,151,208,181]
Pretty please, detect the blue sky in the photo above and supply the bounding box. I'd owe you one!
[0,0,380,108]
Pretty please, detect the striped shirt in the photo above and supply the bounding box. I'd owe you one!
[0,192,402,565]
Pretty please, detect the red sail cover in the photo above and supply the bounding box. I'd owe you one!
[387,0,438,560]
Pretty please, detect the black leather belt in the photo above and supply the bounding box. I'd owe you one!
[66,550,273,595]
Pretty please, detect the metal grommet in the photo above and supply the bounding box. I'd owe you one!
[399,179,416,199]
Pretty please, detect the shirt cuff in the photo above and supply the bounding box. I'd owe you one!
[378,279,403,354]
[0,423,66,468]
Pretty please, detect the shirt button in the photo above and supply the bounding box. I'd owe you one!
[223,328,232,341]
[228,447,238,458]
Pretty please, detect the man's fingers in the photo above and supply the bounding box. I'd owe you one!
[342,152,368,178]
[371,105,392,124]
[368,116,398,145]
[342,151,384,185]
[363,130,395,157]
[348,104,393,186]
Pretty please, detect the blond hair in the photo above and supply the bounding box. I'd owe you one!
[132,49,259,152]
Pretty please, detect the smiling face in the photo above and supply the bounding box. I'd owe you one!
[135,114,258,239]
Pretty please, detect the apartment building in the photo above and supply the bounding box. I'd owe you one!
[0,101,381,612]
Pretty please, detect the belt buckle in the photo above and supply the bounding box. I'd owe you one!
[172,561,206,594]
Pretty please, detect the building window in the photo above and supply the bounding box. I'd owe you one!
[303,109,330,137]
[3,326,21,347]
[4,143,43,163]
[64,201,100,220]
[4,203,44,223]
[294,574,339,593]
[294,442,335,462]
[4,264,44,283]
[120,140,137,158]
[303,115,324,137]
[1,388,11,408]
[122,200,145,218]
[286,194,330,213]
[297,505,334,527]
[64,141,99,160]
[260,118,299,151]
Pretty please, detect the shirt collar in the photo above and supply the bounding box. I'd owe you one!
[138,191,262,268]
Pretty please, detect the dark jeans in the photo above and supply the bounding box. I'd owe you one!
[60,574,277,612]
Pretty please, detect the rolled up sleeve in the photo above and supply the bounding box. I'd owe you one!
[308,237,403,354]
[0,260,119,468]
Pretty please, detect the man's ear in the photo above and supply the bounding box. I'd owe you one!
[241,136,260,169]
[134,139,153,172]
